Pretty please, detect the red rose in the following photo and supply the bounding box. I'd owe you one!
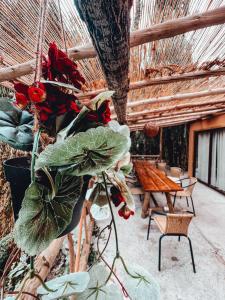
[28,86,46,103]
[14,92,29,109]
[118,205,134,220]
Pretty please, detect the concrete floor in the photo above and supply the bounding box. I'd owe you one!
[94,182,225,300]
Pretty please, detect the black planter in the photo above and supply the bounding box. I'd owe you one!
[3,156,87,237]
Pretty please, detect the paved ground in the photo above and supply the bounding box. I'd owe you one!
[94,182,225,300]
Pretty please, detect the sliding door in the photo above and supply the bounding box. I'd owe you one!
[211,129,225,191]
[195,132,210,184]
[195,128,225,193]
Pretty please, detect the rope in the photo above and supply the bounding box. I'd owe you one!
[57,0,68,54]
[34,0,49,84]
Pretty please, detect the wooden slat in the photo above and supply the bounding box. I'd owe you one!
[133,160,183,192]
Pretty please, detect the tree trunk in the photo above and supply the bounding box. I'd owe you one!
[74,0,132,123]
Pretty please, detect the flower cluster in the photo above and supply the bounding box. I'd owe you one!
[42,42,85,89]
[13,81,80,122]
[110,186,134,220]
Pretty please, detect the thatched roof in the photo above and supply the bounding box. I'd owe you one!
[0,0,225,128]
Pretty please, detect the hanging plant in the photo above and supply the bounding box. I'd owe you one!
[35,126,130,176]
[14,174,83,256]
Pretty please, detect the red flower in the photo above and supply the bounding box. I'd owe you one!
[28,84,46,103]
[86,100,111,124]
[118,204,134,220]
[110,186,125,207]
[42,42,85,89]
[14,92,29,109]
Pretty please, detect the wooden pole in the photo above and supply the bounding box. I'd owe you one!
[20,237,65,300]
[159,128,163,162]
[124,87,225,109]
[76,68,225,99]
[129,104,225,122]
[127,97,225,119]
[67,233,76,273]
[1,6,225,82]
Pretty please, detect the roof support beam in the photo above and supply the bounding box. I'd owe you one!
[1,6,225,82]
[128,103,225,122]
[129,108,225,124]
[76,68,225,99]
[124,87,225,109]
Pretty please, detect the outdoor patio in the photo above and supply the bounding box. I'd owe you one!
[95,182,225,300]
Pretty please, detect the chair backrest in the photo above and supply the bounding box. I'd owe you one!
[165,213,193,235]
[185,177,197,195]
[158,162,167,172]
[170,167,182,178]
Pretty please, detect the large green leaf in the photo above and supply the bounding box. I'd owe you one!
[35,127,130,176]
[37,272,90,300]
[0,108,33,151]
[14,174,82,255]
[77,265,123,300]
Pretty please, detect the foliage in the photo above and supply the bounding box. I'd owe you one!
[0,108,33,151]
[35,127,130,176]
[14,174,83,255]
[0,233,14,275]
[37,272,90,300]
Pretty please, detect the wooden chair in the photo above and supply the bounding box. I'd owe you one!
[157,162,167,173]
[170,177,197,216]
[147,212,196,273]
[170,167,182,178]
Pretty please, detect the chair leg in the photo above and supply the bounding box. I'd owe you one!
[187,237,196,273]
[186,196,189,207]
[178,235,181,242]
[173,195,176,207]
[158,234,165,271]
[190,196,196,216]
[147,215,152,240]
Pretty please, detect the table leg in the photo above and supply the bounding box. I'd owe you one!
[165,192,174,213]
[141,192,150,218]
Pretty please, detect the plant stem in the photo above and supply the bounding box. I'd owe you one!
[102,172,119,257]
[31,129,41,182]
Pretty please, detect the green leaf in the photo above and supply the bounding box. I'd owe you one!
[40,80,81,93]
[56,107,89,142]
[88,91,115,111]
[37,272,90,300]
[0,108,33,151]
[77,265,123,300]
[122,264,160,300]
[35,127,130,176]
[14,174,82,255]
[120,162,133,175]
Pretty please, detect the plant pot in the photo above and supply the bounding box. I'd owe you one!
[3,156,88,236]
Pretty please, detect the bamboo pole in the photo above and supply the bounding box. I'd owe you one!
[19,237,65,300]
[67,233,75,273]
[124,87,225,109]
[76,68,225,99]
[74,206,85,272]
[1,6,225,82]
[127,97,225,119]
[129,104,225,122]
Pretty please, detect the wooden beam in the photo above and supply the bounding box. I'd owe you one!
[129,104,225,122]
[127,97,225,119]
[125,87,225,109]
[130,108,225,124]
[1,6,225,82]
[77,68,225,99]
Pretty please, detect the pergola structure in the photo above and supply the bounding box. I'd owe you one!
[1,0,225,128]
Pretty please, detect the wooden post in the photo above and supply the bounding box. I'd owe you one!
[159,128,163,162]
[19,237,65,300]
[67,233,75,273]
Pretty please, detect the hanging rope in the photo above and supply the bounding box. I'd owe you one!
[57,0,68,54]
[34,0,49,84]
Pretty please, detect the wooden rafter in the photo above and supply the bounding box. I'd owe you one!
[128,103,225,122]
[122,87,225,109]
[1,6,225,83]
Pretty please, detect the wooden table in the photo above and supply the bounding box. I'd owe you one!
[133,160,183,217]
